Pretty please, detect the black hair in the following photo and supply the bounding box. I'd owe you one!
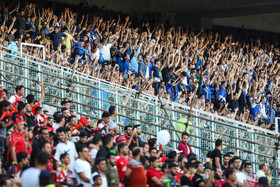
[26,94,35,104]
[168,162,178,168]
[56,127,66,134]
[149,156,158,163]
[106,153,116,160]
[92,134,102,145]
[68,115,76,122]
[124,125,132,131]
[56,114,65,123]
[102,134,112,146]
[132,147,141,157]
[215,139,223,147]
[17,152,28,163]
[53,111,61,121]
[194,161,201,169]
[36,152,49,166]
[185,162,196,170]
[182,132,190,138]
[77,144,88,154]
[93,174,101,182]
[231,156,240,163]
[148,138,157,148]
[102,111,110,118]
[35,107,43,115]
[223,154,230,158]
[178,154,187,163]
[224,168,235,179]
[79,131,88,138]
[0,100,11,109]
[15,85,24,93]
[95,157,106,166]
[244,162,252,168]
[117,143,127,153]
[141,142,149,148]
[167,151,177,159]
[60,153,69,161]
[17,102,26,112]
[109,106,116,115]
[61,108,68,113]
[39,127,48,134]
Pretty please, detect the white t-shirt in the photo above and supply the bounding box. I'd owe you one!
[99,43,112,61]
[8,95,22,105]
[90,148,99,160]
[145,63,149,79]
[54,140,78,172]
[91,171,108,187]
[236,171,247,183]
[91,48,100,60]
[74,159,92,187]
[53,123,62,131]
[21,167,40,187]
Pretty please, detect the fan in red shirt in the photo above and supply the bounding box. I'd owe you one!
[42,141,56,181]
[177,132,193,157]
[7,118,27,164]
[147,156,166,187]
[117,143,129,182]
[177,154,188,179]
[26,81,45,115]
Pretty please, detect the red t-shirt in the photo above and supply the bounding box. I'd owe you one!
[116,156,128,181]
[126,159,147,187]
[176,167,184,180]
[147,167,164,187]
[32,102,41,115]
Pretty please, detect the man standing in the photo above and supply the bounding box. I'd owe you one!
[124,125,136,149]
[192,162,214,187]
[91,158,108,187]
[21,152,49,187]
[108,106,118,130]
[8,85,24,106]
[133,125,142,146]
[232,156,249,186]
[74,145,91,187]
[177,155,187,180]
[96,134,113,159]
[222,154,230,171]
[25,103,37,127]
[7,118,27,164]
[181,162,196,187]
[54,127,78,174]
[177,132,193,157]
[211,139,223,169]
[139,54,150,80]
[164,162,178,187]
[105,153,119,187]
[47,26,68,51]
[222,169,237,187]
[116,143,129,182]
[30,128,49,166]
[26,82,45,115]
[244,163,255,182]
[256,163,272,185]
[124,147,147,187]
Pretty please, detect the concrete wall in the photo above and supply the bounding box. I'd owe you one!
[212,13,280,33]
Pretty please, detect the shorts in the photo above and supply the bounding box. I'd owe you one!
[0,137,5,152]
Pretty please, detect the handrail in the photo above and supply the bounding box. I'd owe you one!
[0,47,278,135]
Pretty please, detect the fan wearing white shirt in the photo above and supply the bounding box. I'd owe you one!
[54,127,78,174]
[99,36,118,61]
[74,145,92,187]
[232,156,249,187]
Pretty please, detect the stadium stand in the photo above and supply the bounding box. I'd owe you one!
[0,1,279,186]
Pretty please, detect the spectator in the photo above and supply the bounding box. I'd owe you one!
[181,162,195,187]
[8,85,24,106]
[116,143,129,182]
[105,153,119,187]
[164,162,178,187]
[47,26,68,51]
[222,154,230,171]
[91,157,108,187]
[56,153,73,186]
[256,163,272,185]
[192,161,214,187]
[177,154,187,179]
[93,174,103,187]
[96,134,113,159]
[257,177,269,187]
[7,118,26,164]
[52,114,65,131]
[124,147,147,187]
[244,162,255,182]
[25,103,37,127]
[178,132,193,157]
[54,127,78,174]
[8,152,28,178]
[231,156,249,186]
[222,168,237,187]
[30,127,49,166]
[124,125,136,149]
[133,124,142,146]
[21,151,49,187]
[90,134,103,162]
[147,156,166,187]
[26,82,45,115]
[108,106,118,130]
[74,145,91,187]
[211,139,223,169]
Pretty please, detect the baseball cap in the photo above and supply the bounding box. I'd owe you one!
[173,149,183,154]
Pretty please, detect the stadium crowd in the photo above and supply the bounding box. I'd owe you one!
[0,84,274,187]
[0,1,280,130]
[0,1,277,186]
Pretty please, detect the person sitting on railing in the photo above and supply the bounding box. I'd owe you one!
[177,132,193,157]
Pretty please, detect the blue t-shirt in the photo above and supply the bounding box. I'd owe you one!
[217,88,228,102]
[47,32,66,50]
[202,84,211,100]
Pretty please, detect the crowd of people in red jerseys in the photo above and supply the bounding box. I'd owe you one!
[0,82,275,187]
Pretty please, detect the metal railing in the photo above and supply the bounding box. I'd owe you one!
[0,50,279,185]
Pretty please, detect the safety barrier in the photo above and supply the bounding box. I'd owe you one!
[0,50,279,185]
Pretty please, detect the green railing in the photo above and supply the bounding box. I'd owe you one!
[0,50,279,185]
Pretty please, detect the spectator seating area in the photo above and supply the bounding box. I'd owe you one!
[0,1,279,186]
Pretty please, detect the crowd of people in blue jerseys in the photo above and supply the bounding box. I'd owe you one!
[0,0,280,133]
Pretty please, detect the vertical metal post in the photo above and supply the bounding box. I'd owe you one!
[275,117,279,134]
[195,111,199,155]
[171,104,176,149]
[76,77,81,117]
[98,80,102,119]
[24,56,28,94]
[211,116,215,150]
[235,124,240,156]
[251,133,256,173]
